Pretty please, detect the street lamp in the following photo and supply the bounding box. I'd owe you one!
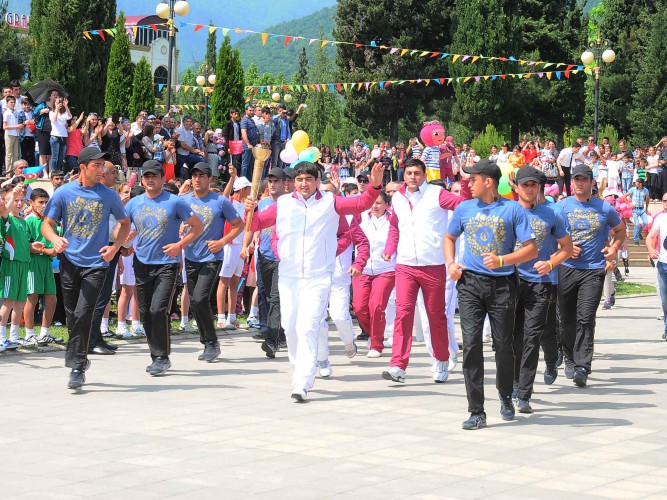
[581,32,616,143]
[196,66,216,127]
[156,0,190,111]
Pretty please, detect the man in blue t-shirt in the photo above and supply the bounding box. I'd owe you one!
[240,105,259,179]
[557,164,626,387]
[42,147,130,391]
[445,159,538,430]
[242,167,286,358]
[511,167,573,414]
[183,162,243,362]
[125,160,204,376]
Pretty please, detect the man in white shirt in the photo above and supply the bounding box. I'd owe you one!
[174,116,205,180]
[556,143,583,196]
[3,96,23,170]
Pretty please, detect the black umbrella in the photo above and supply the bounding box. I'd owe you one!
[26,78,70,104]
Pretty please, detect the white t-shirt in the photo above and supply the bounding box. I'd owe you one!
[3,109,20,137]
[655,212,667,264]
[607,160,620,186]
[647,154,660,174]
[49,110,71,138]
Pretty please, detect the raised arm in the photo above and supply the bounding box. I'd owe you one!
[438,178,471,211]
[333,162,383,216]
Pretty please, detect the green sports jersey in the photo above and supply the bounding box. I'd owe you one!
[1,215,31,262]
[25,215,54,249]
[636,167,647,181]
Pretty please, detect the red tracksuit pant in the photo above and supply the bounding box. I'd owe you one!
[352,271,395,352]
[391,264,449,370]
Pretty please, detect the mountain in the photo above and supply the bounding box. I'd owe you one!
[233,6,336,76]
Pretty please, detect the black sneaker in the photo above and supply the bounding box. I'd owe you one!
[68,369,85,390]
[499,394,515,421]
[277,339,287,350]
[662,332,667,341]
[511,380,519,400]
[261,339,277,359]
[356,331,369,341]
[556,349,563,368]
[199,342,221,362]
[564,357,575,379]
[573,366,588,387]
[517,398,533,414]
[252,332,267,341]
[147,357,171,376]
[462,412,487,430]
[544,363,558,385]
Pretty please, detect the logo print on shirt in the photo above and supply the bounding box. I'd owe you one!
[133,204,169,240]
[190,203,213,231]
[466,213,506,256]
[515,216,547,251]
[67,196,103,239]
[568,209,601,243]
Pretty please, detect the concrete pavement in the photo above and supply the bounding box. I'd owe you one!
[0,274,666,499]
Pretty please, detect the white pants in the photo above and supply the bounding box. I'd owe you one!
[279,273,332,393]
[328,272,355,344]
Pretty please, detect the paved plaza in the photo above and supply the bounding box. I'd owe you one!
[1,269,667,499]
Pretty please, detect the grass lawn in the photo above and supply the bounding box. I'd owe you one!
[615,282,657,296]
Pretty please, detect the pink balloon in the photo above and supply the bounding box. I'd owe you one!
[619,203,628,211]
[280,147,298,164]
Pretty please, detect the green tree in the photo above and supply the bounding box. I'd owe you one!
[292,47,309,105]
[628,6,667,145]
[0,1,30,83]
[28,0,50,79]
[335,0,453,142]
[245,62,260,86]
[205,22,217,71]
[129,57,154,119]
[104,11,133,117]
[209,35,245,128]
[30,0,115,113]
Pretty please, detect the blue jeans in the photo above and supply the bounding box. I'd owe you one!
[241,145,254,179]
[176,153,205,180]
[657,262,667,334]
[622,176,633,193]
[50,136,67,171]
[633,210,647,242]
[397,167,405,182]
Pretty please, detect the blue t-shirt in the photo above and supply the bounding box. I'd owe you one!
[240,116,259,146]
[257,196,278,261]
[558,196,622,270]
[183,191,240,262]
[516,202,568,284]
[448,198,535,276]
[44,181,127,268]
[125,191,193,265]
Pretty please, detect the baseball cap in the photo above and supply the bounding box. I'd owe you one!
[147,114,156,120]
[571,164,593,179]
[267,168,286,180]
[78,147,109,164]
[142,159,163,176]
[190,162,212,176]
[356,172,370,183]
[283,168,296,180]
[233,176,252,191]
[462,158,502,181]
[602,187,620,198]
[515,166,541,185]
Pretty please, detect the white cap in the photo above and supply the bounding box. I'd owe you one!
[233,176,252,191]
[214,128,222,135]
[602,187,620,198]
[341,177,358,186]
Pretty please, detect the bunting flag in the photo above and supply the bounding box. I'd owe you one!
[152,83,214,92]
[154,104,212,110]
[82,22,584,70]
[245,70,583,95]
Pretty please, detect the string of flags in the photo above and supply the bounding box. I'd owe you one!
[155,104,212,110]
[82,22,584,70]
[246,68,589,95]
[153,83,213,94]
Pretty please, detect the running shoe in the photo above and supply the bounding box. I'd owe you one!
[317,360,332,378]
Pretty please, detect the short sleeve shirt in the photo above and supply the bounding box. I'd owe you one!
[257,197,278,260]
[240,116,259,146]
[448,198,535,276]
[44,181,127,267]
[125,191,193,265]
[183,191,240,262]
[558,196,622,269]
[1,215,31,262]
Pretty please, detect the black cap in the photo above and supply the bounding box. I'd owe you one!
[142,159,164,176]
[462,158,502,181]
[191,162,212,176]
[283,168,296,179]
[356,173,369,182]
[571,164,593,179]
[78,146,108,164]
[515,166,541,185]
[267,167,286,180]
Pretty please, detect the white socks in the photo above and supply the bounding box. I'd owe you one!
[9,324,19,341]
[229,314,236,323]
[101,317,109,332]
[250,306,258,317]
[40,327,50,338]
[25,328,36,338]
[181,315,189,326]
[0,325,6,341]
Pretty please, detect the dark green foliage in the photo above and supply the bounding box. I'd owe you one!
[209,35,245,128]
[0,1,30,83]
[104,11,133,117]
[129,57,154,119]
[205,22,217,72]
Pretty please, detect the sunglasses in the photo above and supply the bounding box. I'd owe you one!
[358,179,369,184]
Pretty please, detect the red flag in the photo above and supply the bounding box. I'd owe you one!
[98,30,106,41]
[194,24,205,32]
[150,24,158,33]
[284,36,292,46]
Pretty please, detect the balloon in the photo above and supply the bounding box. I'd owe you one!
[371,148,381,159]
[291,130,309,154]
[498,175,512,195]
[284,93,293,103]
[499,162,513,176]
[291,159,304,168]
[501,192,514,200]
[299,150,315,163]
[280,147,298,164]
[545,195,555,203]
[271,92,281,102]
[619,203,628,211]
[306,146,321,163]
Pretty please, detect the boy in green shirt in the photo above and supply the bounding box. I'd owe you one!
[0,184,43,348]
[636,158,648,182]
[24,188,62,344]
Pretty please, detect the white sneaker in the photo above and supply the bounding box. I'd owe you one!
[24,335,39,345]
[448,355,458,372]
[178,323,197,333]
[344,342,358,358]
[246,316,260,329]
[382,366,406,383]
[0,342,5,352]
[483,332,492,343]
[291,389,307,402]
[131,325,146,336]
[383,338,393,349]
[433,361,449,383]
[367,349,382,358]
[216,319,225,329]
[317,360,333,378]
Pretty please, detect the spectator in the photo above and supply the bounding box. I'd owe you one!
[3,95,22,170]
[17,98,36,167]
[240,105,259,179]
[65,112,85,174]
[48,95,71,178]
[175,116,205,179]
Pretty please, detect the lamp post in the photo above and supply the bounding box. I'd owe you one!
[156,0,190,111]
[581,31,616,144]
[196,65,216,127]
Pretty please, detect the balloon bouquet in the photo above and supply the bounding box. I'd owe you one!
[279,130,321,167]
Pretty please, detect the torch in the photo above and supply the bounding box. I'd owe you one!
[245,144,272,231]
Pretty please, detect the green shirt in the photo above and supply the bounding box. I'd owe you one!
[1,215,31,262]
[637,167,647,181]
[26,215,55,260]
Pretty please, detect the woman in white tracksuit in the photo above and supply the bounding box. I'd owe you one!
[246,162,383,401]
